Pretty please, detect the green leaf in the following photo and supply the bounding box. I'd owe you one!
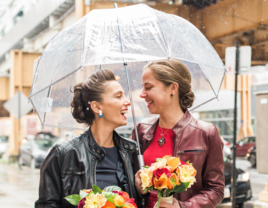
[64,194,81,206]
[117,204,126,207]
[143,165,150,169]
[92,185,102,194]
[157,191,162,208]
[103,186,121,192]
[173,182,190,193]
[79,190,89,200]
[144,186,154,193]
[102,192,116,198]
[156,158,162,162]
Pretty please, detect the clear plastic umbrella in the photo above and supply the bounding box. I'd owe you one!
[29,4,226,168]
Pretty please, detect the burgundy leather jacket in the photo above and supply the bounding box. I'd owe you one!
[131,110,225,208]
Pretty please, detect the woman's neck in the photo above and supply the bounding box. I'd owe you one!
[90,121,114,148]
[158,105,185,129]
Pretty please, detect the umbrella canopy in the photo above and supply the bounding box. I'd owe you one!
[29,3,226,131]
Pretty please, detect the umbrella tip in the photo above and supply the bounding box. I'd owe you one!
[114,3,118,8]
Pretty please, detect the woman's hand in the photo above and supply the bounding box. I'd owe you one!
[159,198,180,208]
[135,170,148,195]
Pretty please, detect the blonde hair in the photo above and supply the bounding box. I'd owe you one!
[145,58,195,110]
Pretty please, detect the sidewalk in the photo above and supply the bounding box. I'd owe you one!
[0,163,40,208]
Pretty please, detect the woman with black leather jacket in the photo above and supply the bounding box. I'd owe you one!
[35,69,140,208]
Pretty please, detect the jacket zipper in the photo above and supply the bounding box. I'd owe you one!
[125,154,134,198]
[177,150,205,154]
[119,151,134,198]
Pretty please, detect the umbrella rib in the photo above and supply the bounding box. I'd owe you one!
[190,97,217,112]
[29,66,82,99]
[28,98,45,126]
[43,123,87,131]
[146,7,170,58]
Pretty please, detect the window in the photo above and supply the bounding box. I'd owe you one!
[13,8,23,24]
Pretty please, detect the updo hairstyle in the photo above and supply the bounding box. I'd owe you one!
[70,69,116,126]
[145,58,195,110]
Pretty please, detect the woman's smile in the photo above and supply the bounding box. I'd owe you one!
[120,109,128,119]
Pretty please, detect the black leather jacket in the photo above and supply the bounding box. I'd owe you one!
[35,129,140,208]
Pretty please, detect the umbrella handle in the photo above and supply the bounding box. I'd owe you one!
[138,154,145,169]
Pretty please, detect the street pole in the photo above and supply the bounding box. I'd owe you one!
[18,92,22,169]
[231,41,239,208]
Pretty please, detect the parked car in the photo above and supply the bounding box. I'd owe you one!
[0,135,9,158]
[235,136,256,157]
[19,132,58,169]
[222,157,252,206]
[221,137,232,159]
[246,146,256,167]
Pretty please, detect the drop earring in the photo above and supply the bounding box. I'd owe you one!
[98,110,103,118]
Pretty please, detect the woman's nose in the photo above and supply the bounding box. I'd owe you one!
[140,90,146,98]
[123,97,131,106]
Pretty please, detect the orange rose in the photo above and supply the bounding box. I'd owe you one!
[121,191,130,201]
[162,155,172,160]
[167,157,180,172]
[170,173,180,186]
[153,173,174,190]
[114,195,125,206]
[122,203,137,208]
[83,189,92,194]
[102,201,116,208]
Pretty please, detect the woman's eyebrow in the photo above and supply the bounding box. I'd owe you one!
[142,83,150,86]
[113,90,124,95]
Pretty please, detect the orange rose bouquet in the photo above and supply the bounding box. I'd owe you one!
[65,185,137,208]
[140,155,197,208]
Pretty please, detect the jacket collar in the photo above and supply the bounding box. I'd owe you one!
[142,109,193,141]
[84,128,137,161]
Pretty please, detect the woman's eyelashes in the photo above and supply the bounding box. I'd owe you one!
[145,86,152,91]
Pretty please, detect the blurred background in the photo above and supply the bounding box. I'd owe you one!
[0,0,268,207]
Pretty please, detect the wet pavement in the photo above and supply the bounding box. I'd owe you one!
[0,158,267,208]
[0,163,40,208]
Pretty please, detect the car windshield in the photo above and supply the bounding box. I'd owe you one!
[34,139,58,149]
[0,136,8,142]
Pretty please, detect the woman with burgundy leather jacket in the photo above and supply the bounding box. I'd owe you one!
[132,59,225,208]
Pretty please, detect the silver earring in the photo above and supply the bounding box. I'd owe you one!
[98,110,103,118]
[86,107,89,110]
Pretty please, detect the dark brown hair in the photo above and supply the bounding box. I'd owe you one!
[145,58,195,110]
[70,69,116,126]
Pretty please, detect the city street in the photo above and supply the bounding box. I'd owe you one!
[0,157,267,208]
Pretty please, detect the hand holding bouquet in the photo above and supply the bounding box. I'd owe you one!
[65,185,137,208]
[140,155,197,208]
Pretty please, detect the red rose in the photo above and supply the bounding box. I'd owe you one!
[125,199,137,208]
[112,191,123,196]
[180,161,186,165]
[153,168,171,179]
[78,198,85,208]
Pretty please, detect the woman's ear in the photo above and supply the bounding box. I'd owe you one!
[170,82,179,95]
[90,101,101,114]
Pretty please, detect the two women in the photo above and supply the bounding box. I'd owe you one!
[35,70,139,208]
[133,59,225,208]
[36,58,224,208]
